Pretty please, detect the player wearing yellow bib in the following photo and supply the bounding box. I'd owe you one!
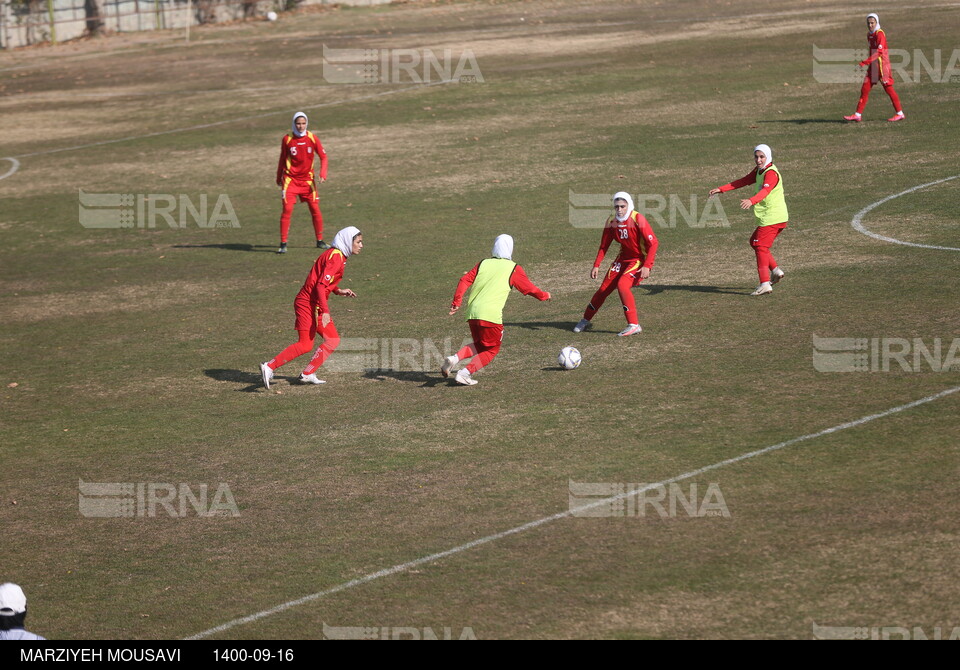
[709,144,788,296]
[442,235,551,386]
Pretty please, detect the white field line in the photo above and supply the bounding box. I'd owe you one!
[851,175,960,252]
[0,157,20,181]
[3,79,457,162]
[186,385,960,639]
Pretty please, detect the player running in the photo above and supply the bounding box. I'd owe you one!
[573,192,658,336]
[709,144,788,296]
[276,112,329,254]
[843,12,905,123]
[441,235,551,386]
[260,227,362,388]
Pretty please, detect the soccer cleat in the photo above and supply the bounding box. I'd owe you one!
[260,362,274,390]
[299,373,326,385]
[843,113,862,122]
[455,369,478,386]
[751,282,773,296]
[888,112,905,122]
[316,239,330,249]
[617,324,642,337]
[573,318,592,333]
[440,355,458,378]
[276,243,288,254]
[771,267,785,284]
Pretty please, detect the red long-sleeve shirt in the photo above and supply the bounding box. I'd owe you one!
[451,262,548,309]
[297,247,345,315]
[718,166,779,205]
[276,131,328,187]
[593,211,659,269]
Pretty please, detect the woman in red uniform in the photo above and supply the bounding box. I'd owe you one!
[260,226,361,389]
[843,12,905,123]
[276,112,329,253]
[573,192,658,336]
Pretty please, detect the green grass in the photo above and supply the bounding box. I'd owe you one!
[1,0,958,640]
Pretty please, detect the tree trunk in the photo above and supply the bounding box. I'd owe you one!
[84,0,104,35]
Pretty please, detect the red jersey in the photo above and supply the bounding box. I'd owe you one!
[297,247,346,314]
[861,29,891,81]
[593,211,659,269]
[276,131,328,188]
[718,165,780,205]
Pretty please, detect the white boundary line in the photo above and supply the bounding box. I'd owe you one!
[0,157,20,181]
[187,385,960,639]
[851,175,960,251]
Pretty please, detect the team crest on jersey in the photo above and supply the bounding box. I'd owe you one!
[307,147,312,154]
[325,274,333,282]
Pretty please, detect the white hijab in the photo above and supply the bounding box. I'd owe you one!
[613,191,634,222]
[754,144,773,169]
[333,226,361,257]
[867,12,880,34]
[492,234,513,260]
[291,112,308,137]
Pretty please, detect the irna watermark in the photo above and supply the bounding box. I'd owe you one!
[326,337,473,373]
[813,46,960,84]
[322,623,477,640]
[322,46,483,84]
[569,190,729,229]
[812,621,960,640]
[78,189,239,229]
[568,480,730,518]
[78,480,239,518]
[812,335,960,373]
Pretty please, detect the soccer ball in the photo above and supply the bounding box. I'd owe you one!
[558,346,581,370]
[266,11,278,21]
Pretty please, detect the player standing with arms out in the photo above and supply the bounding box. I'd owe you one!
[441,235,551,386]
[844,12,905,123]
[276,112,329,254]
[709,144,788,296]
[260,226,362,389]
[573,192,658,336]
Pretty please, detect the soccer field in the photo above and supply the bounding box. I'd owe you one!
[2,0,959,640]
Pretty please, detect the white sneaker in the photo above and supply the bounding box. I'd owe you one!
[455,368,478,386]
[771,268,785,285]
[573,318,592,333]
[260,362,274,389]
[618,324,642,337]
[299,373,326,385]
[751,282,773,296]
[440,355,458,378]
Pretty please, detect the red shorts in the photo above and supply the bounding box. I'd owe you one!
[468,319,504,353]
[283,180,318,204]
[750,223,786,249]
[294,295,320,334]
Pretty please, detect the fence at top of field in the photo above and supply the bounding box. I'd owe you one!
[0,0,391,49]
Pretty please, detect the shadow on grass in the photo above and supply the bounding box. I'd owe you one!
[756,119,848,125]
[173,243,278,253]
[504,321,590,332]
[362,369,448,388]
[640,284,748,296]
[205,368,275,392]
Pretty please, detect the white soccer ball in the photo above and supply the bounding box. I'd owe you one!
[266,11,278,21]
[558,346,581,370]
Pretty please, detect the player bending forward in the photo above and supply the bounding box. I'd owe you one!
[573,192,658,336]
[441,235,551,386]
[709,144,788,296]
[260,226,362,388]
